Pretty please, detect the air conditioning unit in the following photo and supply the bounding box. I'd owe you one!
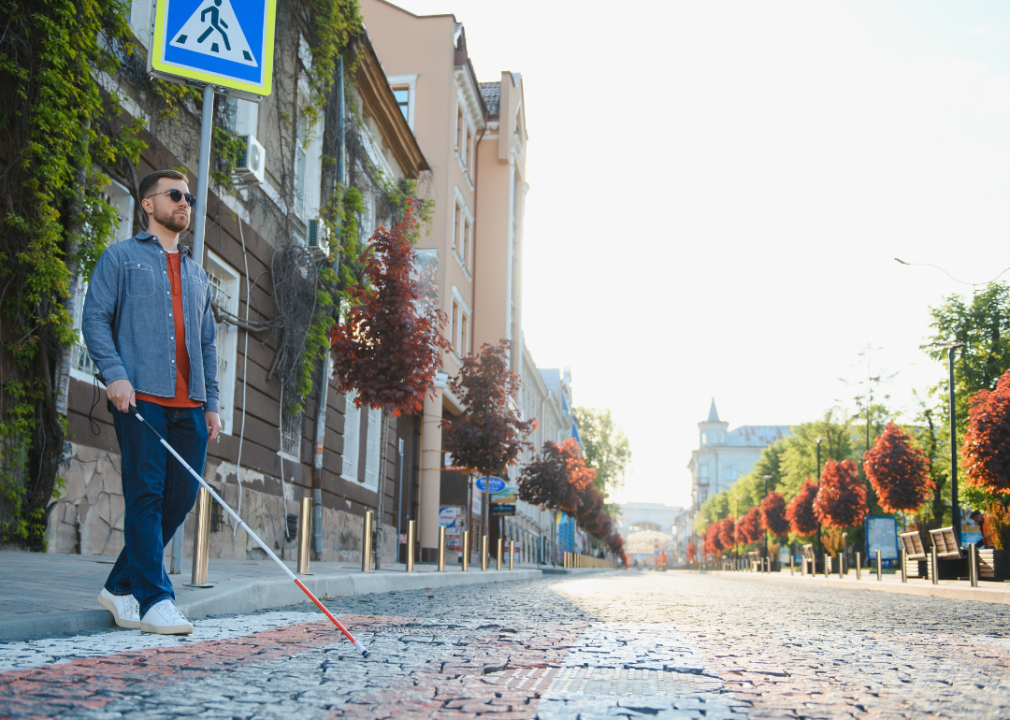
[307,218,330,261]
[234,134,266,186]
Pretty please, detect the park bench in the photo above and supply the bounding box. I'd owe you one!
[899,531,928,578]
[927,527,965,581]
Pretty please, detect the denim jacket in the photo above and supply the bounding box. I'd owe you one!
[81,232,220,412]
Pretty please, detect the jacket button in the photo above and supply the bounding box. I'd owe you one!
[171,360,175,364]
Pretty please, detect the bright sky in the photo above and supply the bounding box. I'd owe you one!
[390,0,1010,508]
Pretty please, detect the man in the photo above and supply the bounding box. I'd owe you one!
[969,510,995,550]
[83,169,221,635]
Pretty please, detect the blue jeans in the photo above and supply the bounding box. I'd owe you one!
[105,400,207,616]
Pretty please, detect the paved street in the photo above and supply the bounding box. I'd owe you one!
[2,570,1010,719]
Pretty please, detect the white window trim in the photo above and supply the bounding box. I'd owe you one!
[205,250,240,435]
[386,73,417,130]
[362,408,382,494]
[451,186,473,280]
[341,391,361,483]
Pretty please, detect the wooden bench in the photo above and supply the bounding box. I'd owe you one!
[899,531,927,578]
[928,527,965,581]
[802,544,816,575]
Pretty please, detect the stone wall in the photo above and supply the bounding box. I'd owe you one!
[45,442,396,564]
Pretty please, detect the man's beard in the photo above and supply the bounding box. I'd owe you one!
[154,205,190,233]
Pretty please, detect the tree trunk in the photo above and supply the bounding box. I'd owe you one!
[373,408,387,570]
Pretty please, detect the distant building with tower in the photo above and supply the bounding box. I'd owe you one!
[687,399,791,516]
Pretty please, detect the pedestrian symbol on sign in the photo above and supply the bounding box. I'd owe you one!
[171,0,258,67]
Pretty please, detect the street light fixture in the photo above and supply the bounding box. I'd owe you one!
[934,341,966,546]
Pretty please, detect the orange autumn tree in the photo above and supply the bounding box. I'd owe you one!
[737,506,764,543]
[686,539,698,564]
[718,516,736,551]
[787,478,820,536]
[814,460,868,529]
[963,369,1010,495]
[760,491,791,537]
[863,422,933,513]
[330,201,450,568]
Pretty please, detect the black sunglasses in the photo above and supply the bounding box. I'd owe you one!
[147,189,196,207]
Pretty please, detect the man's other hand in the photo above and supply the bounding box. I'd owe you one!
[107,379,136,413]
[205,411,221,443]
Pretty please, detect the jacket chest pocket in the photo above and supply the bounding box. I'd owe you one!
[126,262,155,297]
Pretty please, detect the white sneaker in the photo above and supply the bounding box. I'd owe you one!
[139,599,193,635]
[98,589,141,629]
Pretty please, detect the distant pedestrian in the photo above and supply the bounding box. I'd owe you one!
[969,510,995,550]
[82,169,220,635]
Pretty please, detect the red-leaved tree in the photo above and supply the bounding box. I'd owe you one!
[703,523,722,557]
[963,369,1010,494]
[719,517,736,551]
[761,491,790,538]
[863,422,933,513]
[330,201,450,568]
[814,459,868,529]
[737,506,764,544]
[443,341,535,479]
[787,478,820,536]
[517,439,590,515]
[686,539,698,564]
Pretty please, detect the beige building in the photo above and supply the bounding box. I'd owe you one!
[361,0,529,562]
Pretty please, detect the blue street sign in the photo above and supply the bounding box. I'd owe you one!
[150,0,278,98]
[475,476,506,494]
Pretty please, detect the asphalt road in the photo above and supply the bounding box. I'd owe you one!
[2,571,1009,719]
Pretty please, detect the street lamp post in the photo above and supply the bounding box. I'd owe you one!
[935,342,966,546]
[815,437,825,555]
[762,474,772,572]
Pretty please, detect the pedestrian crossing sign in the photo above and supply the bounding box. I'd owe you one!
[150,0,277,99]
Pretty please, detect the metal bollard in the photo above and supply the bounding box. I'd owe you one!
[497,538,503,571]
[361,511,373,573]
[876,550,882,581]
[838,553,844,579]
[406,520,415,572]
[855,552,861,580]
[509,540,515,570]
[823,553,829,579]
[900,548,907,583]
[790,553,794,576]
[437,526,445,571]
[970,544,978,587]
[482,535,488,571]
[186,487,214,587]
[297,495,312,575]
[462,530,469,572]
[931,544,939,585]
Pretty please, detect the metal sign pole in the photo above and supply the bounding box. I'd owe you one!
[190,85,215,268]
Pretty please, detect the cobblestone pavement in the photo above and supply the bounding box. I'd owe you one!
[2,571,1010,719]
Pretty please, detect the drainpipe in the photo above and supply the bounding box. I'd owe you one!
[310,55,345,559]
[469,116,487,354]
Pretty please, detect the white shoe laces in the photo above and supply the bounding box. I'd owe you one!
[151,599,188,624]
[124,595,140,620]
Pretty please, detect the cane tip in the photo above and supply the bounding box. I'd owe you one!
[361,649,370,657]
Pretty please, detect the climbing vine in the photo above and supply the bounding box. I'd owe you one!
[0,0,144,545]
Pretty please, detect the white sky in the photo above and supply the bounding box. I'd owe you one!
[389,0,1010,508]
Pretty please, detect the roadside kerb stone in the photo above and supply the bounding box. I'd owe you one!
[706,568,1010,605]
[0,565,608,643]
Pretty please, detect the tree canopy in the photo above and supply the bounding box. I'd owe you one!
[573,406,631,496]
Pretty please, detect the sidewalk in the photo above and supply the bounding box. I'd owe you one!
[708,566,1010,604]
[0,550,589,642]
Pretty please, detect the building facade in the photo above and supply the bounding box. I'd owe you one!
[44,1,427,566]
[687,399,791,517]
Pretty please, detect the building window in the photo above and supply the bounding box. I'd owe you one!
[342,390,361,481]
[453,202,461,252]
[462,216,471,268]
[281,409,302,458]
[450,300,460,354]
[456,105,464,152]
[205,251,239,434]
[72,178,134,382]
[699,464,709,479]
[363,408,382,492]
[392,87,409,122]
[460,312,469,355]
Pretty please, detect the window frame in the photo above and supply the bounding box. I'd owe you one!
[205,250,240,435]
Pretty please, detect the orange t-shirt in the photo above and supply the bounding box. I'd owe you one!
[136,250,203,409]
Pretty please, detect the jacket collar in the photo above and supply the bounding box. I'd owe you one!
[136,231,191,258]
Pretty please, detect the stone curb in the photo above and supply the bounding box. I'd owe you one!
[0,567,608,643]
[704,569,1010,604]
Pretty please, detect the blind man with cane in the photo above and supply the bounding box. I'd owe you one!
[82,169,221,635]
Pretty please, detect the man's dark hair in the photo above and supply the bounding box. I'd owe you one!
[138,169,187,204]
[970,510,983,519]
